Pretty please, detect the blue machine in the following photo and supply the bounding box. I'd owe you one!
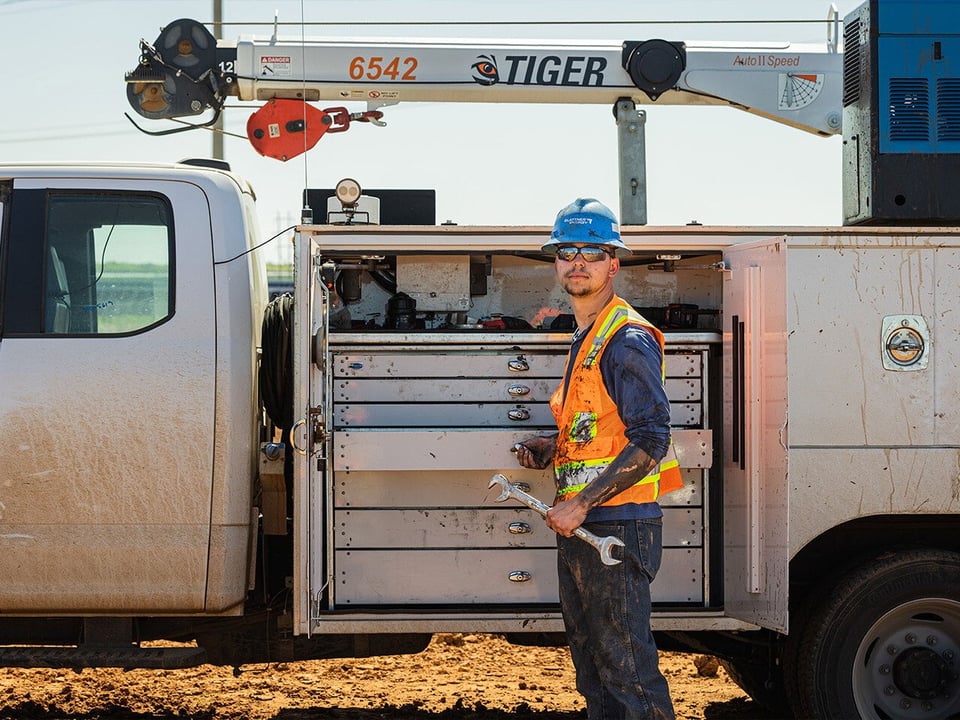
[843,0,960,223]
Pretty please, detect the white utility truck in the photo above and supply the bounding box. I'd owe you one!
[1,2,959,718]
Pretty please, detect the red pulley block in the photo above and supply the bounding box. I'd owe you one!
[245,99,332,161]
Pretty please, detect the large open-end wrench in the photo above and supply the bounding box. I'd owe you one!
[488,473,625,566]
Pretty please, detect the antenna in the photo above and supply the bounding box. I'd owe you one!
[298,1,312,225]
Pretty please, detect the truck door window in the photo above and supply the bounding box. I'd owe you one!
[44,193,173,335]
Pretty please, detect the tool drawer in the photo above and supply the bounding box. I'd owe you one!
[326,339,715,609]
[335,548,704,605]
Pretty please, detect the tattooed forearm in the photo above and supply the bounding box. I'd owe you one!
[576,443,659,509]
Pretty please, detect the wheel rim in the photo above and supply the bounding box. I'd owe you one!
[854,598,960,719]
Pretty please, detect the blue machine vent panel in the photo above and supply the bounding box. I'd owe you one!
[937,78,960,140]
[880,37,960,153]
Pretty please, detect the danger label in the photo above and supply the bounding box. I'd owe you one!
[260,56,292,76]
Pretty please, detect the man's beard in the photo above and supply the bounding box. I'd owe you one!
[562,276,594,297]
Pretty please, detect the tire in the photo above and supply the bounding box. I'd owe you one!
[793,549,960,719]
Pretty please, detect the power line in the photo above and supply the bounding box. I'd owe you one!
[0,133,122,145]
[199,18,837,27]
[0,127,168,145]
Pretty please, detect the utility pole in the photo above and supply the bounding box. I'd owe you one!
[212,0,224,160]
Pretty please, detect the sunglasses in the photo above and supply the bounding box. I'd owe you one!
[554,245,613,262]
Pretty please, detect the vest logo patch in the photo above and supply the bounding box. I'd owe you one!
[569,411,598,443]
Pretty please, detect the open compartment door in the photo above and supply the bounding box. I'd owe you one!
[292,229,329,636]
[721,237,789,632]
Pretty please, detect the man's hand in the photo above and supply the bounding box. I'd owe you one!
[546,496,589,537]
[513,436,556,470]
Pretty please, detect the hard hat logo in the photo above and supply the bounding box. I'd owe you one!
[542,199,632,254]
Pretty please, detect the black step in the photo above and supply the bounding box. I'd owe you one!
[0,645,207,669]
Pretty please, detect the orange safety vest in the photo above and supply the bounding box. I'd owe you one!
[549,295,682,506]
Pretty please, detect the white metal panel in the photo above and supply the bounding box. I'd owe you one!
[672,429,714,469]
[722,237,789,632]
[334,547,703,605]
[657,548,706,603]
[335,402,711,431]
[332,349,700,378]
[667,469,707,507]
[335,468,704,509]
[934,246,960,445]
[337,468,555,508]
[666,507,706,548]
[335,377,699,405]
[0,525,210,612]
[334,377,557,403]
[784,235,960,576]
[334,351,566,377]
[790,447,960,553]
[337,406,699,429]
[336,507,701,549]
[396,255,471,312]
[336,508,557,549]
[294,232,330,636]
[335,429,554,471]
[788,242,937,446]
[666,351,704,377]
[336,402,555,428]
[335,427,709,472]
[667,377,704,401]
[670,403,703,427]
[336,549,561,604]
[308,612,753,635]
[0,179,216,613]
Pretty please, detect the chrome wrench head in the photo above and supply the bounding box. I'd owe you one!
[595,535,625,566]
[488,473,513,503]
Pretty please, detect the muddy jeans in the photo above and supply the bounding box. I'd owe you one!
[557,517,674,720]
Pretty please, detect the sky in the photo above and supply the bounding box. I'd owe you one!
[0,0,864,263]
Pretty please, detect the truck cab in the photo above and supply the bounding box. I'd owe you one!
[0,162,265,662]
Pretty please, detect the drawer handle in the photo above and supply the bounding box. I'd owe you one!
[508,407,530,421]
[508,522,532,535]
[508,356,530,372]
[508,570,532,583]
[507,384,530,397]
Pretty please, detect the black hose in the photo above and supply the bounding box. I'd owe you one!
[368,268,397,295]
[260,293,294,431]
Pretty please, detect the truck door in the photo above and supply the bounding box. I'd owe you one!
[0,178,217,613]
[291,229,328,635]
[722,237,789,631]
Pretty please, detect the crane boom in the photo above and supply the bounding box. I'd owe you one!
[126,18,843,138]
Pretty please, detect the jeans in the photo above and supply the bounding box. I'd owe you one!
[557,517,674,720]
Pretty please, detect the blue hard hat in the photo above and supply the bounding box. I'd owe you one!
[542,198,632,254]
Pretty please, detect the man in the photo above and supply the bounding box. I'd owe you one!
[515,198,682,720]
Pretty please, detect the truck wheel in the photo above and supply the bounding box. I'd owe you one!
[794,549,960,719]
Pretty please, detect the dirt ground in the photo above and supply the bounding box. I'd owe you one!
[0,633,770,720]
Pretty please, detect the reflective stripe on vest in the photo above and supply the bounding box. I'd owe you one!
[550,295,683,506]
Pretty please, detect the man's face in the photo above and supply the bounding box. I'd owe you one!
[554,244,620,298]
